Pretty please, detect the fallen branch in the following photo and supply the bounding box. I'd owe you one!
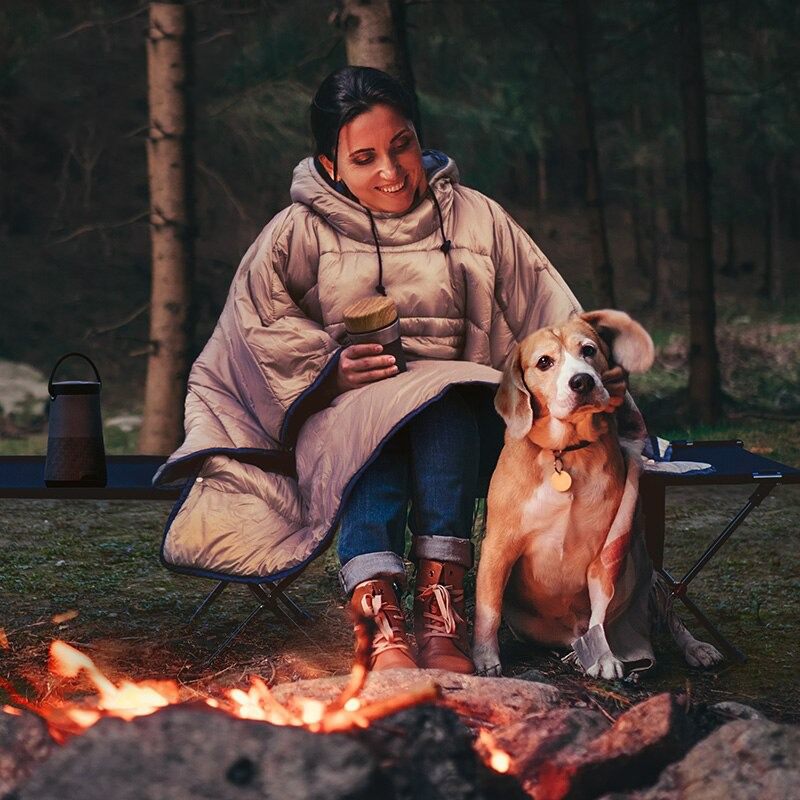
[53,5,148,42]
[50,211,148,246]
[319,681,441,733]
[198,161,250,221]
[83,303,149,339]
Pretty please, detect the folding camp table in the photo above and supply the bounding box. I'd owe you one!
[0,455,311,665]
[3,441,798,665]
[640,439,800,664]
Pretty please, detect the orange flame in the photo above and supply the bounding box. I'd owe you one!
[2,640,441,743]
[477,729,512,774]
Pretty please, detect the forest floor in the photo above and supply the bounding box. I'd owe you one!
[0,479,798,723]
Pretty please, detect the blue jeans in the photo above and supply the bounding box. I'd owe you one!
[338,387,499,595]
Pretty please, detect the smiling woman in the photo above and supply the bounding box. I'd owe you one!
[153,65,632,678]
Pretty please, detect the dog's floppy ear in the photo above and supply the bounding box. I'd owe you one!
[495,345,537,439]
[579,309,655,373]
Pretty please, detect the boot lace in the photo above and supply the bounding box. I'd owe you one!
[361,592,411,656]
[418,584,464,639]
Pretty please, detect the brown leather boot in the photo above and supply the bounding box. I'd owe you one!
[414,559,475,673]
[350,579,417,670]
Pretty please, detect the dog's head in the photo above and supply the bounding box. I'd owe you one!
[495,309,654,440]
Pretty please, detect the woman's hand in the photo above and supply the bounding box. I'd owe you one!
[336,344,399,392]
[601,365,629,412]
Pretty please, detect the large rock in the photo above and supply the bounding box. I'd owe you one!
[8,703,526,800]
[599,719,800,800]
[0,360,48,428]
[0,710,54,796]
[531,693,693,800]
[485,708,609,795]
[270,668,560,728]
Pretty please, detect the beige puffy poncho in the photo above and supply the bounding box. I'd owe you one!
[154,151,581,578]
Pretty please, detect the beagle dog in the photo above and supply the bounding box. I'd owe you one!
[473,309,723,679]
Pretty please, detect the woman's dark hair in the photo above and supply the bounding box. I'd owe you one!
[310,66,417,178]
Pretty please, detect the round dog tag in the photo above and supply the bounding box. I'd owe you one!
[550,469,572,492]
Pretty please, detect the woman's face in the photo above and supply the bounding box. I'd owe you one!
[319,103,428,213]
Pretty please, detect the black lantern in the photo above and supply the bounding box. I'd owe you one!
[44,353,107,487]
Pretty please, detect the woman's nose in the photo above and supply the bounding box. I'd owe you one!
[377,153,400,179]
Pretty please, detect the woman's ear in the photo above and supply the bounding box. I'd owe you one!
[318,154,335,180]
[495,345,537,439]
[579,309,655,373]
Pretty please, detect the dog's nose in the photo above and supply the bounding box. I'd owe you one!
[569,373,595,394]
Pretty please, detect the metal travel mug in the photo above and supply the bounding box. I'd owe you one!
[343,296,407,372]
[44,352,107,487]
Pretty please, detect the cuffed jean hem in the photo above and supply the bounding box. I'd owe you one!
[410,535,473,569]
[339,551,407,596]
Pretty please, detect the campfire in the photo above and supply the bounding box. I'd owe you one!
[1,634,512,779]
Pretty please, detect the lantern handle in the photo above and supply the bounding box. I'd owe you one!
[48,352,102,399]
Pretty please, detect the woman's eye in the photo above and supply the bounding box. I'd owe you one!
[581,344,597,358]
[393,137,411,151]
[352,156,373,166]
[536,355,554,370]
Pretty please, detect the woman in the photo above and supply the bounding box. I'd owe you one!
[154,66,626,674]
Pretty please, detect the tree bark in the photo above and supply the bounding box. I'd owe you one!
[564,0,615,308]
[647,156,673,318]
[761,156,783,303]
[139,1,195,454]
[537,146,548,214]
[679,0,722,423]
[630,104,651,275]
[338,0,421,137]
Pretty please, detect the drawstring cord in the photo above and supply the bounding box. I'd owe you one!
[429,188,452,254]
[364,186,452,297]
[365,209,387,296]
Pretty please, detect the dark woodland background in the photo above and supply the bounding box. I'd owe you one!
[1,0,799,438]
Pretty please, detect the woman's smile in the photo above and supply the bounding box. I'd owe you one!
[376,176,407,194]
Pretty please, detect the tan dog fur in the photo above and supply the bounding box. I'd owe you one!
[473,310,722,679]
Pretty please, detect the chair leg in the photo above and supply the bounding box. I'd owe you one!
[200,601,269,667]
[660,568,747,664]
[266,585,312,624]
[187,580,228,627]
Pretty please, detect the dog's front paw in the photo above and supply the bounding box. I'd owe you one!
[473,642,502,677]
[684,639,724,668]
[586,652,625,680]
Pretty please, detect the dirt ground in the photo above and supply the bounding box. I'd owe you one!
[1,479,798,723]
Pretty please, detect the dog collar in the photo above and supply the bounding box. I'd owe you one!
[552,440,592,458]
[550,440,592,492]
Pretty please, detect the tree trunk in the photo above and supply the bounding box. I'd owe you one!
[679,0,722,423]
[722,216,735,276]
[564,0,615,308]
[647,156,673,318]
[139,1,195,454]
[338,0,421,137]
[537,146,548,214]
[630,104,651,275]
[761,156,783,304]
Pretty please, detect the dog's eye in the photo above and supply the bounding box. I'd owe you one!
[536,355,554,370]
[581,344,597,358]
